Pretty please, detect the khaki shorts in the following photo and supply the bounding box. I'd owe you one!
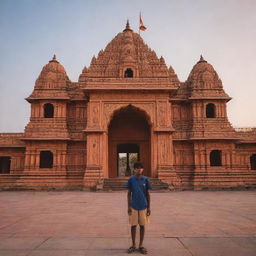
[129,208,150,226]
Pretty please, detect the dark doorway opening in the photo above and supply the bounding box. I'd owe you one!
[250,154,256,170]
[206,103,216,118]
[108,105,151,178]
[117,144,139,176]
[210,150,222,166]
[40,151,53,168]
[44,103,54,118]
[0,157,11,173]
[124,68,133,78]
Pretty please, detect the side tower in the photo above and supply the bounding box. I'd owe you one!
[172,56,246,188]
[22,56,71,185]
[187,56,238,187]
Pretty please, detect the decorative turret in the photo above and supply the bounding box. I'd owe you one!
[186,55,230,100]
[27,55,70,101]
[182,55,236,141]
[24,55,71,140]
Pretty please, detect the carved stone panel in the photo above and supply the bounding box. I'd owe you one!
[87,101,101,129]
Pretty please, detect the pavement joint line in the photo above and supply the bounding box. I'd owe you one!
[0,217,28,230]
[28,236,52,253]
[177,237,195,256]
[0,213,38,231]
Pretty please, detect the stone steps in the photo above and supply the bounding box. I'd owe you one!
[0,171,256,190]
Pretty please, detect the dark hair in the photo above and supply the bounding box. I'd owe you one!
[133,162,144,169]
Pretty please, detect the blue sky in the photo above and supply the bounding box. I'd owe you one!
[0,0,256,131]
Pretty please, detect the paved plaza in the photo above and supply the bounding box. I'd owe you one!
[0,190,255,256]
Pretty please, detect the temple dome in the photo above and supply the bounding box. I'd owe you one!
[186,55,222,89]
[35,55,70,89]
[79,21,179,82]
[27,55,70,101]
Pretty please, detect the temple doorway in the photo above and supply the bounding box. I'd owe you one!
[108,105,151,178]
[117,144,139,176]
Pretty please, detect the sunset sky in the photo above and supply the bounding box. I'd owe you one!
[0,0,256,131]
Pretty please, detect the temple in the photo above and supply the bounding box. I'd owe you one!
[0,22,256,190]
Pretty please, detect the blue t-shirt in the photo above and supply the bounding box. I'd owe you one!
[126,175,152,210]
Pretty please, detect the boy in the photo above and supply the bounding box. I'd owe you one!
[126,162,152,254]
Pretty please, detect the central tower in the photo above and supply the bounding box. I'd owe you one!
[80,21,181,186]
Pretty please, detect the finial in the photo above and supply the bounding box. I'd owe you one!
[126,20,130,29]
[198,54,207,63]
[123,19,132,32]
[49,54,59,63]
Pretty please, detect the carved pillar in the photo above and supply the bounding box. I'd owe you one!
[155,100,181,186]
[83,100,105,187]
[83,132,104,186]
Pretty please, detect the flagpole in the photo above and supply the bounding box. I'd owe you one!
[139,12,141,36]
[138,12,141,63]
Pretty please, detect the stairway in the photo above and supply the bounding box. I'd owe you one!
[102,177,169,191]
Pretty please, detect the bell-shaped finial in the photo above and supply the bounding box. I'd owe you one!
[49,54,59,63]
[198,54,207,63]
[123,19,133,32]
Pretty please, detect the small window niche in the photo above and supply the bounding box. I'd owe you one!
[210,150,222,166]
[40,151,53,168]
[124,68,133,78]
[206,103,216,118]
[44,103,54,118]
[0,156,11,173]
[250,154,256,170]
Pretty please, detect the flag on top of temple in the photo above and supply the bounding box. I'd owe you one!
[139,13,147,31]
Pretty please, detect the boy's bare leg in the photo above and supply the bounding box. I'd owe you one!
[139,225,145,247]
[131,225,137,247]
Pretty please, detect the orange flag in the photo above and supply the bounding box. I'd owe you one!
[139,13,147,31]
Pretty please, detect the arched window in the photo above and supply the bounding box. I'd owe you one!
[250,154,256,170]
[40,151,53,168]
[210,150,222,166]
[206,103,216,118]
[124,68,133,78]
[44,103,54,118]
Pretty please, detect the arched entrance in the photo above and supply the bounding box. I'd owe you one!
[108,105,151,178]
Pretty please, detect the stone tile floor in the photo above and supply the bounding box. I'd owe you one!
[0,190,255,255]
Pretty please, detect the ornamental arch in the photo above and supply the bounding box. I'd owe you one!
[108,105,151,178]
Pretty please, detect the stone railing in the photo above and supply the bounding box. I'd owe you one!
[0,133,25,147]
[234,127,256,141]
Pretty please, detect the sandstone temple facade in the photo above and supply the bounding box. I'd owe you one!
[1,22,256,190]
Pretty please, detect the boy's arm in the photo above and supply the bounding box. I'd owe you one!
[146,189,151,216]
[127,189,132,215]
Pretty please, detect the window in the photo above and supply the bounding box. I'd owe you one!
[124,68,133,78]
[0,157,11,173]
[250,154,256,170]
[210,150,222,166]
[206,103,216,118]
[40,151,53,168]
[44,103,54,118]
